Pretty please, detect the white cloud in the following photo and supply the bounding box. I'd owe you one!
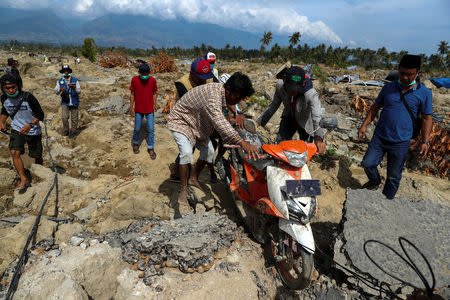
[2,0,342,44]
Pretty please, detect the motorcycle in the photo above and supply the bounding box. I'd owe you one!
[216,117,337,290]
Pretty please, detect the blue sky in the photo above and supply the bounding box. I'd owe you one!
[2,0,449,54]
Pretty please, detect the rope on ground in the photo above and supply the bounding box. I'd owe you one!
[5,120,58,300]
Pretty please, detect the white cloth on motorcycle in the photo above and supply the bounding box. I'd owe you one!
[284,180,321,197]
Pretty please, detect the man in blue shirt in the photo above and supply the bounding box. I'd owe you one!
[358,54,432,199]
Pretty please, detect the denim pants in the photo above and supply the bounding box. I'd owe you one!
[361,134,410,199]
[132,112,154,149]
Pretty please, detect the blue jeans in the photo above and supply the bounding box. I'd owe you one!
[132,112,154,149]
[361,134,410,199]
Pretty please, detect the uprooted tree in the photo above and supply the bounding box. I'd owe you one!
[149,52,178,73]
[81,38,98,62]
[99,51,128,68]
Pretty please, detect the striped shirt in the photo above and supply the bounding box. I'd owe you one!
[168,83,243,146]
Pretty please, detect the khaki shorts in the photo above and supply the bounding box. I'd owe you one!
[9,130,43,158]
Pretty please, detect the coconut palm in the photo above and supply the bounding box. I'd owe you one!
[289,32,301,48]
[260,31,273,52]
[438,41,448,57]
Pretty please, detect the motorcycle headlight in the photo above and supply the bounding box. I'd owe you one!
[286,199,309,225]
[283,150,307,168]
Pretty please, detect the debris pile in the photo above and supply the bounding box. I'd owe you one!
[161,91,176,119]
[149,52,178,73]
[77,214,238,285]
[410,121,450,178]
[351,95,373,114]
[99,51,128,68]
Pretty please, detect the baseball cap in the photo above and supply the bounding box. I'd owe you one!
[138,63,150,73]
[284,66,306,93]
[204,52,216,63]
[191,58,214,80]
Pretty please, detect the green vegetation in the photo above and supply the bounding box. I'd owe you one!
[81,38,98,62]
[246,95,269,108]
[311,65,327,83]
[1,37,448,74]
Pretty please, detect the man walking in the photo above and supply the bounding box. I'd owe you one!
[358,54,432,199]
[4,58,22,89]
[54,65,81,137]
[168,72,259,203]
[1,74,44,193]
[130,63,158,159]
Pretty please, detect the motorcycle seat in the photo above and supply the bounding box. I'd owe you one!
[235,129,274,171]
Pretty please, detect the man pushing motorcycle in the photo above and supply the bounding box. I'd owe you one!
[256,66,326,154]
[168,72,259,204]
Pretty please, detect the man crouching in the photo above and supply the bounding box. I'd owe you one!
[168,72,259,203]
[0,75,44,193]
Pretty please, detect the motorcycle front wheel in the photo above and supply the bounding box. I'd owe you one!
[271,231,314,290]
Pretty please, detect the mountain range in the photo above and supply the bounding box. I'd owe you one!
[0,8,297,49]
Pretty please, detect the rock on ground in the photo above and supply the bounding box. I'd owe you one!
[12,243,127,300]
[0,216,57,275]
[88,95,129,114]
[334,189,450,295]
[0,168,16,188]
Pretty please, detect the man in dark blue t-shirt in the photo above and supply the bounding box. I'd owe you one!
[358,54,433,199]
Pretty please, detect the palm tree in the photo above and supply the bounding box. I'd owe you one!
[438,41,448,57]
[260,31,273,54]
[289,32,301,48]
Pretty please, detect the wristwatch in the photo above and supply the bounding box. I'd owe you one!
[29,123,35,128]
[422,141,430,146]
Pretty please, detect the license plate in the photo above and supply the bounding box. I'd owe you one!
[285,180,321,197]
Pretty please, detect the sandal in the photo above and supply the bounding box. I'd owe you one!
[169,175,181,183]
[148,149,157,160]
[16,182,31,194]
[132,144,140,154]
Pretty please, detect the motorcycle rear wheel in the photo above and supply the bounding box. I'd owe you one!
[271,231,314,290]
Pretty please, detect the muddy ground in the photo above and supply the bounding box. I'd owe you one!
[0,52,448,299]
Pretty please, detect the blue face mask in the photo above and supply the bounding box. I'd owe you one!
[5,90,19,98]
[63,73,71,78]
[398,79,416,87]
[140,75,149,80]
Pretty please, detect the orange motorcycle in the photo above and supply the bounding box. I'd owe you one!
[217,118,336,290]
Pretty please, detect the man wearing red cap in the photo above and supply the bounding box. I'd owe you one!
[358,54,433,199]
[174,58,216,101]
